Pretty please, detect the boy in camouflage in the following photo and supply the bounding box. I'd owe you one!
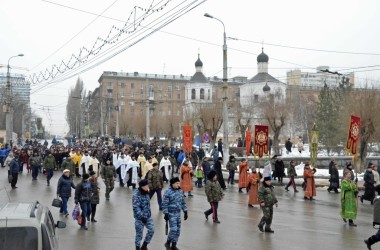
[258,176,278,233]
[204,170,224,223]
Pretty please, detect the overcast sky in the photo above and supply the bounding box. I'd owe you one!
[1,0,380,136]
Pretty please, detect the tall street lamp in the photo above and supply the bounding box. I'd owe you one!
[5,53,24,146]
[204,13,229,164]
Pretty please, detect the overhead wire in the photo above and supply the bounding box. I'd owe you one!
[31,0,205,95]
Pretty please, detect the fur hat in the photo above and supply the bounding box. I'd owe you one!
[207,170,217,180]
[82,173,90,180]
[170,177,180,185]
[139,179,149,187]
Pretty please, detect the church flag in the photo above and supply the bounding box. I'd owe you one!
[254,125,269,158]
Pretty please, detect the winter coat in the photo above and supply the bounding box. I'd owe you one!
[74,180,93,204]
[29,156,42,168]
[275,160,285,177]
[100,164,116,179]
[205,179,223,203]
[364,170,375,187]
[62,160,74,174]
[57,175,76,198]
[248,172,261,205]
[162,187,187,214]
[43,155,56,170]
[287,164,297,177]
[132,188,151,220]
[258,182,278,207]
[10,158,19,174]
[90,178,100,204]
[285,140,292,152]
[303,168,317,197]
[201,160,211,176]
[226,161,238,171]
[146,168,164,190]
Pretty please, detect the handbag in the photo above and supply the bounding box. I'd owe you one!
[52,198,63,208]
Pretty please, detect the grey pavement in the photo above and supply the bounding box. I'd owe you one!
[0,168,376,250]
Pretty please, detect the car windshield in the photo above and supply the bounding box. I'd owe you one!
[0,227,38,250]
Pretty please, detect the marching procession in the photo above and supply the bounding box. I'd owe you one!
[0,136,378,250]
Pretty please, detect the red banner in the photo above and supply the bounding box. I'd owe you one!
[254,125,269,158]
[245,131,252,156]
[182,126,192,153]
[346,115,360,155]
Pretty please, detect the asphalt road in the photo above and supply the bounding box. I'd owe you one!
[0,168,376,250]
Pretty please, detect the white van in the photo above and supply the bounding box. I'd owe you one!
[0,201,66,250]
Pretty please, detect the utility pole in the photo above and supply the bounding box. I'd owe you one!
[146,79,151,144]
[5,54,24,145]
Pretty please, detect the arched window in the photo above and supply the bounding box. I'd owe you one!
[191,89,196,100]
[207,89,211,100]
[200,88,205,99]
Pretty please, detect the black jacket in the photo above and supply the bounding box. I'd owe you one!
[57,175,76,198]
[74,180,93,203]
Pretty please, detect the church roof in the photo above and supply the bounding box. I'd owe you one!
[248,72,282,84]
[189,72,208,83]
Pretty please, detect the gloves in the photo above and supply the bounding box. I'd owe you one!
[184,211,188,221]
[141,217,147,224]
[164,214,169,221]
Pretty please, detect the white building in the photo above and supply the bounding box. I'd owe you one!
[287,66,355,88]
[240,49,286,107]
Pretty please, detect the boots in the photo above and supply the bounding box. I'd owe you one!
[258,222,264,232]
[141,242,148,250]
[171,242,179,250]
[165,240,171,248]
[264,225,274,233]
[364,235,379,250]
[348,219,357,227]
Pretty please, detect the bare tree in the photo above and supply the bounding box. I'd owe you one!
[66,77,84,137]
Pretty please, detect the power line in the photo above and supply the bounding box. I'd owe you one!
[230,37,380,56]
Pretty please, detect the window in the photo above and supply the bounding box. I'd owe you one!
[208,89,211,100]
[176,85,180,91]
[120,92,125,98]
[177,93,180,99]
[130,92,134,98]
[131,108,135,113]
[159,94,163,99]
[168,93,172,99]
[0,227,38,250]
[141,93,144,98]
[200,88,205,100]
[108,82,112,87]
[177,110,180,116]
[140,83,144,90]
[120,108,125,114]
[158,85,163,91]
[129,101,135,106]
[120,82,126,88]
[168,85,173,91]
[120,101,125,106]
[168,110,172,116]
[131,82,134,89]
[191,89,196,100]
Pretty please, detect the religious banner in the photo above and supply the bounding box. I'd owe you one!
[310,124,319,167]
[254,125,269,158]
[182,126,192,153]
[346,115,361,155]
[245,131,252,157]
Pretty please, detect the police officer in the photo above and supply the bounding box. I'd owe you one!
[162,177,188,250]
[100,158,116,200]
[258,176,278,233]
[133,179,154,250]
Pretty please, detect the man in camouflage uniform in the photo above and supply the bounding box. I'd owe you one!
[28,150,42,180]
[204,170,224,223]
[43,151,56,186]
[162,177,188,250]
[100,158,116,200]
[258,176,278,233]
[133,179,154,250]
[146,162,164,210]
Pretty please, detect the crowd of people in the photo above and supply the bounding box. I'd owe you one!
[1,137,379,249]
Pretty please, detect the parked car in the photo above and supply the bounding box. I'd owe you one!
[0,201,66,250]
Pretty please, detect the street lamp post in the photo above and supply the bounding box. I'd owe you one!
[5,54,24,145]
[204,13,229,164]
